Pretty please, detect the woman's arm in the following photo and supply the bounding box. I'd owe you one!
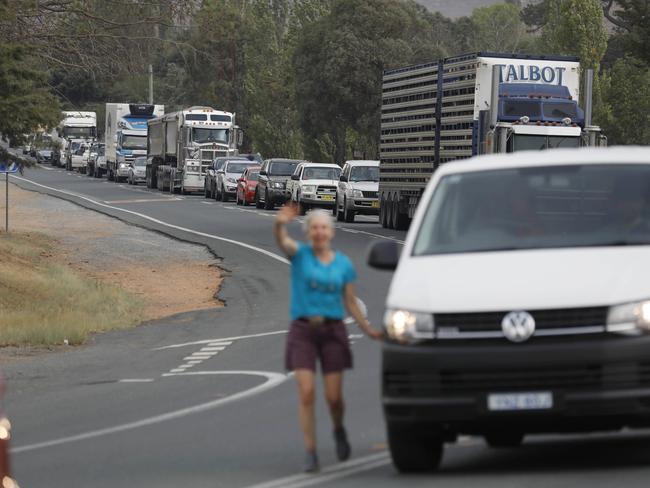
[344,283,383,340]
[274,203,299,257]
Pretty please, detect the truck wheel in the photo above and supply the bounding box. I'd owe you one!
[204,182,210,199]
[385,197,394,229]
[392,199,409,230]
[263,190,274,210]
[344,199,355,223]
[380,199,388,228]
[255,191,263,209]
[484,432,524,448]
[388,422,444,473]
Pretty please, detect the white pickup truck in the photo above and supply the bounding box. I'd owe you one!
[287,162,342,215]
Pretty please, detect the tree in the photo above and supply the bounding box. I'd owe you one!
[599,56,650,145]
[602,0,650,65]
[0,43,60,147]
[292,0,449,164]
[467,3,528,52]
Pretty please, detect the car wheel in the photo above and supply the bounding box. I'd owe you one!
[484,432,524,448]
[336,198,344,222]
[332,197,338,216]
[388,423,444,473]
[221,186,229,202]
[264,190,274,210]
[344,199,355,223]
[204,182,210,199]
[255,190,263,209]
[299,198,308,216]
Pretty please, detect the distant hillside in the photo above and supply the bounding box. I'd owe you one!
[415,0,534,18]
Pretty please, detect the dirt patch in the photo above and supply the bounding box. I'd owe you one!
[1,180,223,323]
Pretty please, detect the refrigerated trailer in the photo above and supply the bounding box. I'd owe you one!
[146,106,242,193]
[378,52,605,230]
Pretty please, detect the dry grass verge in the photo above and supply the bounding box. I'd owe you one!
[0,232,143,346]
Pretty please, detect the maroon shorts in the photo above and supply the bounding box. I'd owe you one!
[285,319,353,374]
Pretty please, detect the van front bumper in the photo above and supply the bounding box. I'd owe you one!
[383,336,650,432]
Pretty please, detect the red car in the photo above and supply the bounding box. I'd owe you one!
[236,166,261,206]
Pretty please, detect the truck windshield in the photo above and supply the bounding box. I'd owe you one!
[122,135,147,150]
[502,100,541,118]
[543,102,577,120]
[192,128,229,144]
[64,127,96,138]
[512,134,580,151]
[413,164,650,256]
[350,166,379,182]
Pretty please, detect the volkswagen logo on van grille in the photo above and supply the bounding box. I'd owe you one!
[501,311,535,343]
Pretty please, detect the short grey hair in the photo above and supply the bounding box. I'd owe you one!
[303,208,335,233]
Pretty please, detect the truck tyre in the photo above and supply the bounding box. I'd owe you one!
[385,197,395,229]
[343,199,355,223]
[204,182,210,199]
[263,190,274,210]
[484,432,524,448]
[380,199,388,228]
[255,191,263,209]
[387,422,444,473]
[392,199,409,230]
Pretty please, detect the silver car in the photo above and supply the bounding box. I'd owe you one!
[334,160,380,222]
[128,157,147,185]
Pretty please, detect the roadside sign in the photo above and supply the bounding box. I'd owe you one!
[0,163,18,174]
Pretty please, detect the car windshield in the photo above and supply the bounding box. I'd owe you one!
[226,162,254,174]
[269,161,299,176]
[413,164,650,256]
[302,167,341,180]
[247,171,259,181]
[350,166,379,182]
[122,135,146,150]
[192,128,229,144]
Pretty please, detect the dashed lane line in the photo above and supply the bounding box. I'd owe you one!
[12,175,290,265]
[154,330,289,351]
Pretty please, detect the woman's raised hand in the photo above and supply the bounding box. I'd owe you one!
[277,202,299,225]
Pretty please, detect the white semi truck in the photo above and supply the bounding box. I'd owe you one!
[146,106,242,193]
[105,103,164,181]
[379,52,606,229]
[53,111,97,169]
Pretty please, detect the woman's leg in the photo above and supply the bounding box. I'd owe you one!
[295,368,317,452]
[323,372,344,429]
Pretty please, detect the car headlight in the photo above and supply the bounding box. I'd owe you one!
[607,299,650,334]
[351,189,364,198]
[384,309,435,342]
[227,177,237,183]
[302,185,316,193]
[272,182,284,189]
[119,163,128,169]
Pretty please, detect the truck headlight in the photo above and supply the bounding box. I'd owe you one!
[351,189,363,198]
[384,309,435,342]
[302,185,316,193]
[607,299,650,334]
[119,163,128,169]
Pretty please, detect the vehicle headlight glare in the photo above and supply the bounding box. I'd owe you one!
[384,309,435,342]
[607,299,650,334]
[272,182,283,189]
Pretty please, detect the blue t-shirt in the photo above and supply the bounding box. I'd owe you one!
[290,242,357,320]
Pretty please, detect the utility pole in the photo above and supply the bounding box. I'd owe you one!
[148,64,154,105]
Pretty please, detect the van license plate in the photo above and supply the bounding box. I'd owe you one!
[488,392,553,411]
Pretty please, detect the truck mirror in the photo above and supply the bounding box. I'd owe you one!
[236,128,244,147]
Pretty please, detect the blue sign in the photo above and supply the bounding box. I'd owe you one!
[0,162,18,173]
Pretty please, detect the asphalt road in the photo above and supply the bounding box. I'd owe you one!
[6,163,650,488]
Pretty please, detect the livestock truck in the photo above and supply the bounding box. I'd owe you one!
[105,103,164,181]
[146,106,242,193]
[53,111,97,169]
[379,52,606,230]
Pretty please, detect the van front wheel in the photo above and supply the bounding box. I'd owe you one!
[387,422,443,473]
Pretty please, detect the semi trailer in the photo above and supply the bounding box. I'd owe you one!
[379,52,605,230]
[146,106,242,193]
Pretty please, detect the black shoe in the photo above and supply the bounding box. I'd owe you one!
[304,450,319,473]
[334,427,351,461]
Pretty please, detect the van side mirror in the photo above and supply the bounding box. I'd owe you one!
[340,175,348,182]
[367,241,400,270]
[291,174,299,181]
[259,170,267,176]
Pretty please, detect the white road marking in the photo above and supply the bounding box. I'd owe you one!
[12,371,289,454]
[118,378,155,383]
[103,198,182,204]
[244,452,391,488]
[12,175,290,265]
[200,347,225,352]
[155,330,287,351]
[38,165,55,171]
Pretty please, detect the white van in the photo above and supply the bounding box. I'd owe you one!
[368,147,650,472]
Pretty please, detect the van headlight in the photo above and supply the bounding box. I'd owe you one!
[607,300,650,334]
[350,189,363,198]
[384,309,435,342]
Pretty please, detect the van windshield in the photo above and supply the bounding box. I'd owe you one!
[413,164,650,256]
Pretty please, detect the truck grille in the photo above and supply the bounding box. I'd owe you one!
[362,191,378,198]
[435,307,608,334]
[385,362,650,397]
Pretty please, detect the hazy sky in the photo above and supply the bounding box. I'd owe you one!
[415,0,527,18]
